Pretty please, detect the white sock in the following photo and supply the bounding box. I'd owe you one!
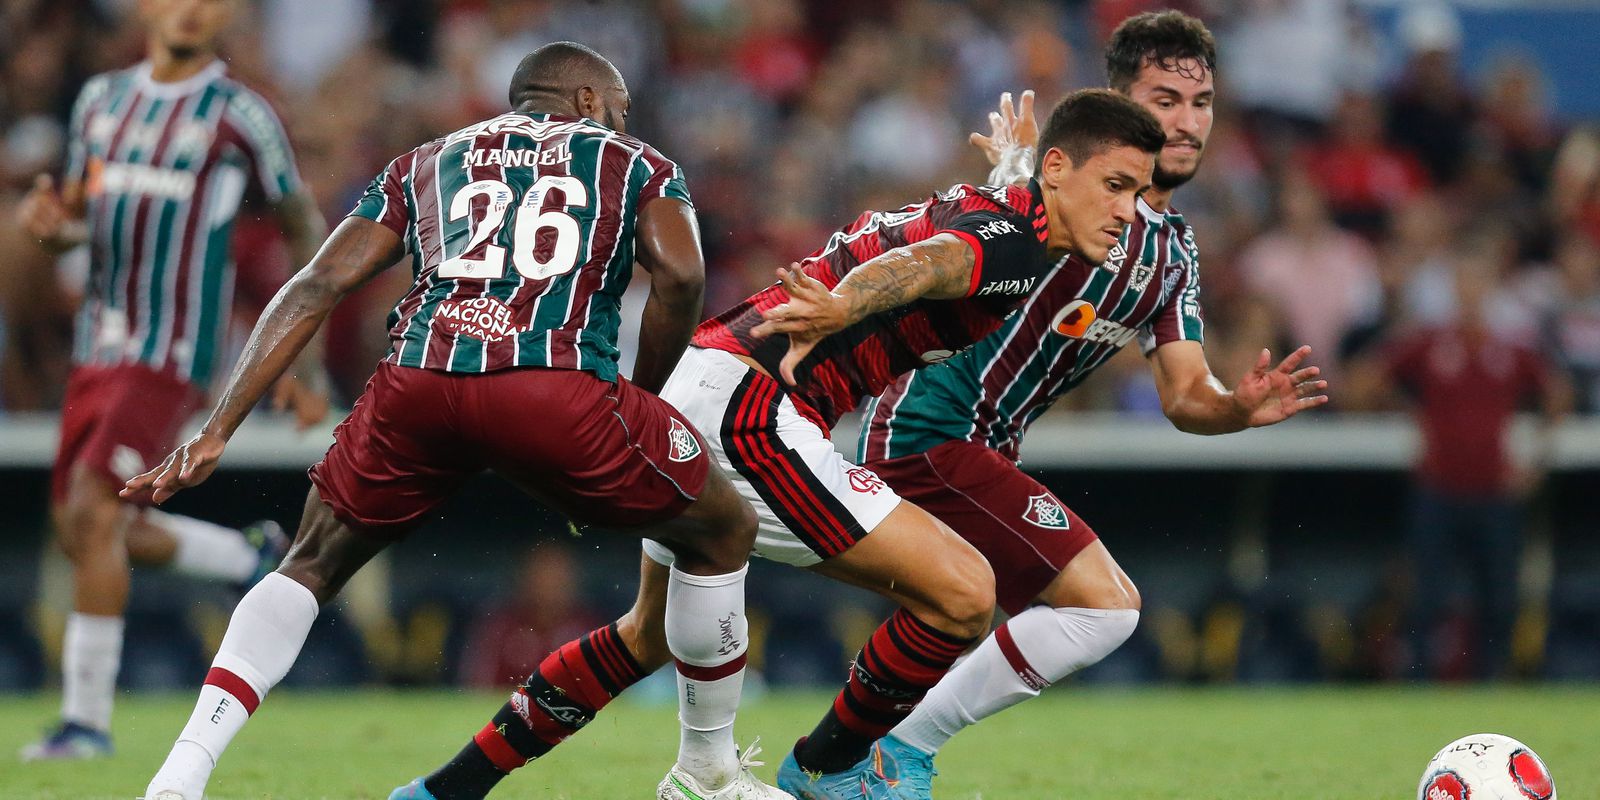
[666,564,749,790]
[146,573,319,800]
[60,612,124,732]
[148,510,259,583]
[892,606,1138,756]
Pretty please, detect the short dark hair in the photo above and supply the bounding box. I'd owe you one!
[1105,11,1217,92]
[508,41,620,109]
[1036,89,1165,168]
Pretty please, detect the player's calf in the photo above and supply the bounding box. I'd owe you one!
[144,492,385,800]
[888,543,1143,764]
[419,623,650,800]
[786,502,994,777]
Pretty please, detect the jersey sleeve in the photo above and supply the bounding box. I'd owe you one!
[637,144,692,207]
[1139,224,1206,355]
[938,210,1046,298]
[224,89,304,203]
[348,152,414,244]
[63,75,110,184]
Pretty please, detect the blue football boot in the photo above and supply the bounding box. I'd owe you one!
[388,778,440,800]
[18,720,112,761]
[237,519,289,592]
[775,740,892,800]
[869,735,937,799]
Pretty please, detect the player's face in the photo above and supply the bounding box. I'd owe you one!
[1040,144,1153,264]
[1124,57,1214,190]
[141,0,235,57]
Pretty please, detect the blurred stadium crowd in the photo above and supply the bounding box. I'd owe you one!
[3,0,1600,693]
[2,0,1599,413]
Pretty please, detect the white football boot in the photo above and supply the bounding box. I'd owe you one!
[658,738,796,800]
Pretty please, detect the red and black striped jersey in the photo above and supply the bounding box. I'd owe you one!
[692,181,1054,427]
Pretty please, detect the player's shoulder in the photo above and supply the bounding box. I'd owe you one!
[930,183,1031,218]
[216,79,292,142]
[1152,201,1201,258]
[75,68,134,107]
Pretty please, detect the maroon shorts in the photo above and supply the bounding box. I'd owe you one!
[308,362,710,538]
[867,439,1098,615]
[52,364,205,505]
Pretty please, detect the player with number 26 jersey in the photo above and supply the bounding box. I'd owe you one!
[134,45,778,800]
[352,111,687,378]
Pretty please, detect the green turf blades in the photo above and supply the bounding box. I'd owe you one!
[0,687,1594,799]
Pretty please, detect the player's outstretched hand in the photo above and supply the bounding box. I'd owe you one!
[1234,345,1329,427]
[271,373,330,431]
[120,432,227,505]
[751,264,848,386]
[18,174,67,244]
[969,90,1038,166]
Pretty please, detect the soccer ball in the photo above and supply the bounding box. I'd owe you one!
[1418,734,1556,800]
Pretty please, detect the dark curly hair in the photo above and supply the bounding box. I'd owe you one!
[1037,89,1166,168]
[1105,11,1217,92]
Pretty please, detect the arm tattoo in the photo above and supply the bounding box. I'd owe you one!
[834,235,976,323]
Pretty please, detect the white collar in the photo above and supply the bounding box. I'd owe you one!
[1136,196,1165,224]
[133,60,227,99]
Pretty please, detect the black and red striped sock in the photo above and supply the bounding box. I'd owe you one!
[424,623,646,800]
[795,608,974,774]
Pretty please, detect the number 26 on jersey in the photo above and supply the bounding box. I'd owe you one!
[438,174,588,281]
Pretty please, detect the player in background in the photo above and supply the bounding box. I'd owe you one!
[124,42,785,800]
[397,89,1165,800]
[854,13,1328,797]
[14,0,328,762]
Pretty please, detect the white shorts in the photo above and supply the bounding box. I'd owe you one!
[644,347,902,567]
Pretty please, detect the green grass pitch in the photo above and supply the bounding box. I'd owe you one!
[1,686,1595,798]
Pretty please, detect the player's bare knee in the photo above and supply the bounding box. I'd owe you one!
[672,482,755,575]
[930,550,995,639]
[1122,579,1143,612]
[54,491,124,562]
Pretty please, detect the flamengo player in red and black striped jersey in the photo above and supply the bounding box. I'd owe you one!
[694,180,1056,426]
[674,90,1166,791]
[15,0,328,763]
[126,44,781,800]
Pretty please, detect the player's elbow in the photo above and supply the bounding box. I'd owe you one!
[284,262,348,312]
[650,262,704,307]
[1163,407,1202,433]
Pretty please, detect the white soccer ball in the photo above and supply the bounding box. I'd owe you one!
[1418,733,1556,800]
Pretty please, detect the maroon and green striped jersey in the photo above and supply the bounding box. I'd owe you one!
[859,199,1204,463]
[66,61,303,386]
[692,182,1054,427]
[351,112,689,379]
